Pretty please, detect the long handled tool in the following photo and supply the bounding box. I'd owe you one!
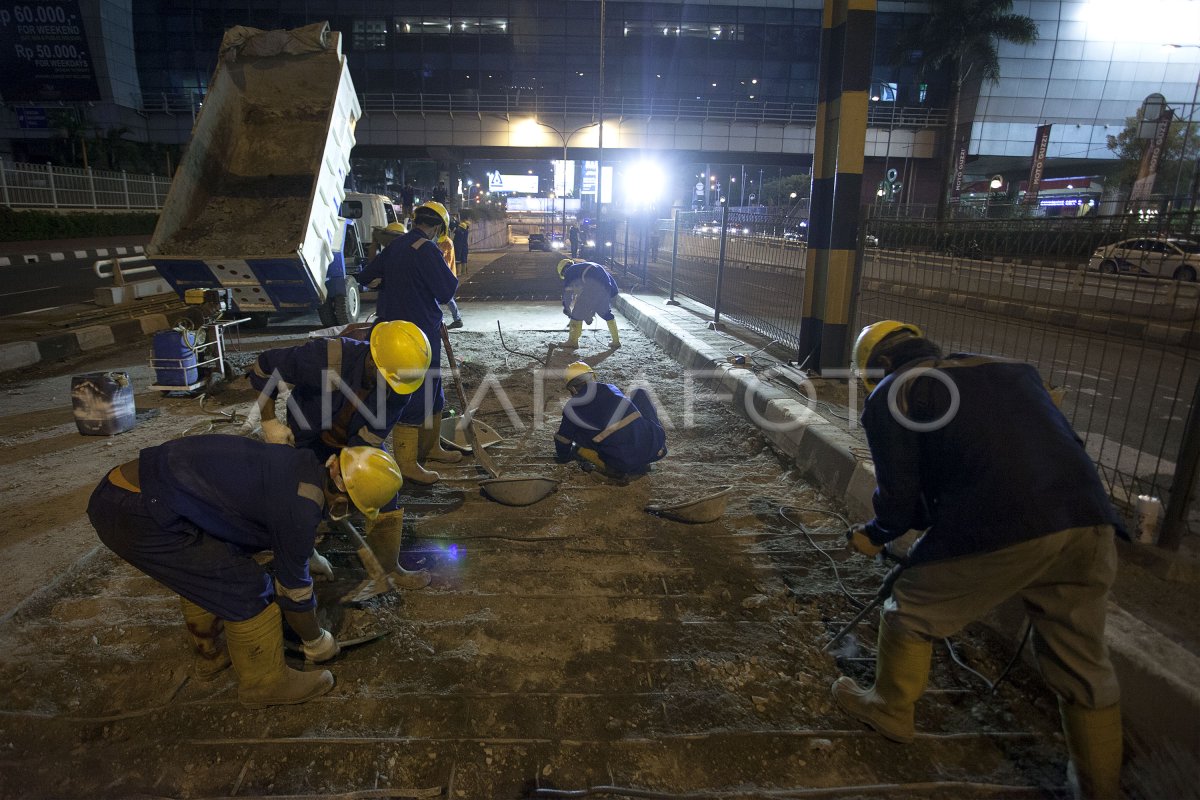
[440,325,501,478]
[823,552,906,653]
[337,517,398,604]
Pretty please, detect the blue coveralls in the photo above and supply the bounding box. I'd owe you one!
[555,383,667,475]
[356,229,459,425]
[86,435,326,622]
[248,337,409,462]
[561,261,618,323]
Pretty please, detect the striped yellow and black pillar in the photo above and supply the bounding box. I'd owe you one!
[796,0,876,372]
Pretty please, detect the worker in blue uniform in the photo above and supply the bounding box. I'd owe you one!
[248,320,431,586]
[554,361,666,480]
[86,436,403,708]
[835,320,1125,800]
[557,258,620,350]
[356,201,461,485]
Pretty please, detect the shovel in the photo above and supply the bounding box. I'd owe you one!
[440,325,501,478]
[336,518,430,604]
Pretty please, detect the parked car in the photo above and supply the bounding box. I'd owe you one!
[1088,237,1199,281]
[692,220,722,236]
[865,233,880,248]
[528,232,550,251]
[783,227,806,243]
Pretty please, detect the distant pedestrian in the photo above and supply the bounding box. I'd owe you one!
[568,224,580,258]
[431,181,448,204]
[453,218,470,269]
[400,183,415,220]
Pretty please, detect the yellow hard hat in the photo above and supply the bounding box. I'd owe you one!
[369,320,432,394]
[564,361,596,388]
[852,320,924,391]
[338,446,403,521]
[414,201,450,233]
[384,221,406,232]
[557,257,582,278]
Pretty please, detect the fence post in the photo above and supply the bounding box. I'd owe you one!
[122,170,131,209]
[712,204,730,325]
[667,209,680,305]
[1159,374,1200,552]
[88,167,97,209]
[46,163,57,208]
[0,157,8,207]
[151,174,159,208]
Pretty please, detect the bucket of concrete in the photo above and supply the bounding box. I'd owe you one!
[645,485,734,524]
[440,415,503,453]
[480,475,560,506]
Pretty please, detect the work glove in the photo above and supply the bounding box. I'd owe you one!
[302,629,340,663]
[262,419,295,446]
[308,549,334,581]
[846,523,884,558]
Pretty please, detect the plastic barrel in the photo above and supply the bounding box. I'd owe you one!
[71,372,137,436]
[152,329,199,387]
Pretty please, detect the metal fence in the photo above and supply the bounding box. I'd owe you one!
[0,159,170,210]
[858,209,1200,548]
[623,206,1198,550]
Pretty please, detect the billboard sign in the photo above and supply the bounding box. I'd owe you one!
[1023,124,1053,205]
[0,0,99,101]
[487,171,539,194]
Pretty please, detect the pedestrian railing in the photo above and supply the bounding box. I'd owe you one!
[0,158,170,210]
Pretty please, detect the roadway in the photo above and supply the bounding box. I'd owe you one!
[0,252,111,317]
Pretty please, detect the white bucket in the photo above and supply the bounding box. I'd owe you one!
[1135,495,1163,545]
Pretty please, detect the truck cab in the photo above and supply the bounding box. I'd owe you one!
[341,193,400,254]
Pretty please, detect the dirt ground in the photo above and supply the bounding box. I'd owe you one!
[0,291,1088,799]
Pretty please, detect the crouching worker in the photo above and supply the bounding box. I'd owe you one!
[87,436,403,708]
[557,258,621,350]
[554,362,666,481]
[834,320,1125,800]
[248,321,431,587]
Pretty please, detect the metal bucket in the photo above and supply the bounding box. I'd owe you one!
[645,485,734,524]
[479,476,560,506]
[440,415,503,452]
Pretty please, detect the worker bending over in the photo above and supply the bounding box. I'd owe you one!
[554,362,666,481]
[357,201,462,485]
[557,258,620,350]
[248,320,431,586]
[87,436,402,708]
[835,321,1125,800]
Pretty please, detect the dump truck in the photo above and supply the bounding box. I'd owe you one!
[147,22,364,328]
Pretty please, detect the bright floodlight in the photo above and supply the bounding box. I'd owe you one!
[623,160,666,209]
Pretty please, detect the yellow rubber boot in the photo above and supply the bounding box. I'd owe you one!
[564,320,583,349]
[367,509,431,590]
[391,424,439,485]
[224,604,333,709]
[419,422,462,464]
[831,618,931,743]
[1060,700,1123,800]
[180,597,230,681]
[606,318,621,349]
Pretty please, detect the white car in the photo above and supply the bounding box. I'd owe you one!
[1088,237,1199,281]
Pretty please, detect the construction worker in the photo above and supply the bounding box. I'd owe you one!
[438,220,463,330]
[356,200,461,485]
[557,258,621,350]
[835,320,1125,800]
[453,217,470,269]
[86,436,402,708]
[554,361,667,480]
[248,320,431,586]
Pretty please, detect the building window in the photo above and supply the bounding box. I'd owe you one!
[623,21,744,41]
[397,17,507,35]
[353,19,388,50]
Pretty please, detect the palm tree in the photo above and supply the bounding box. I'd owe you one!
[894,0,1038,221]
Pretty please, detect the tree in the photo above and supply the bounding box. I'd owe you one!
[761,173,812,207]
[1106,112,1200,201]
[894,0,1038,221]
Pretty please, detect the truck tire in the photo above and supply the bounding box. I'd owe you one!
[317,302,337,327]
[332,281,361,325]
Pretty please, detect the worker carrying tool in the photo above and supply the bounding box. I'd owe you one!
[554,361,666,481]
[833,320,1127,800]
[357,201,462,486]
[557,258,621,350]
[86,436,402,708]
[248,320,432,587]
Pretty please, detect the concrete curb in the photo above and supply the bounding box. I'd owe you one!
[0,243,145,268]
[0,305,198,374]
[613,290,1200,757]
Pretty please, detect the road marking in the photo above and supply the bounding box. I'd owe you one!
[49,252,65,261]
[0,285,63,297]
[7,304,64,316]
[73,250,87,258]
